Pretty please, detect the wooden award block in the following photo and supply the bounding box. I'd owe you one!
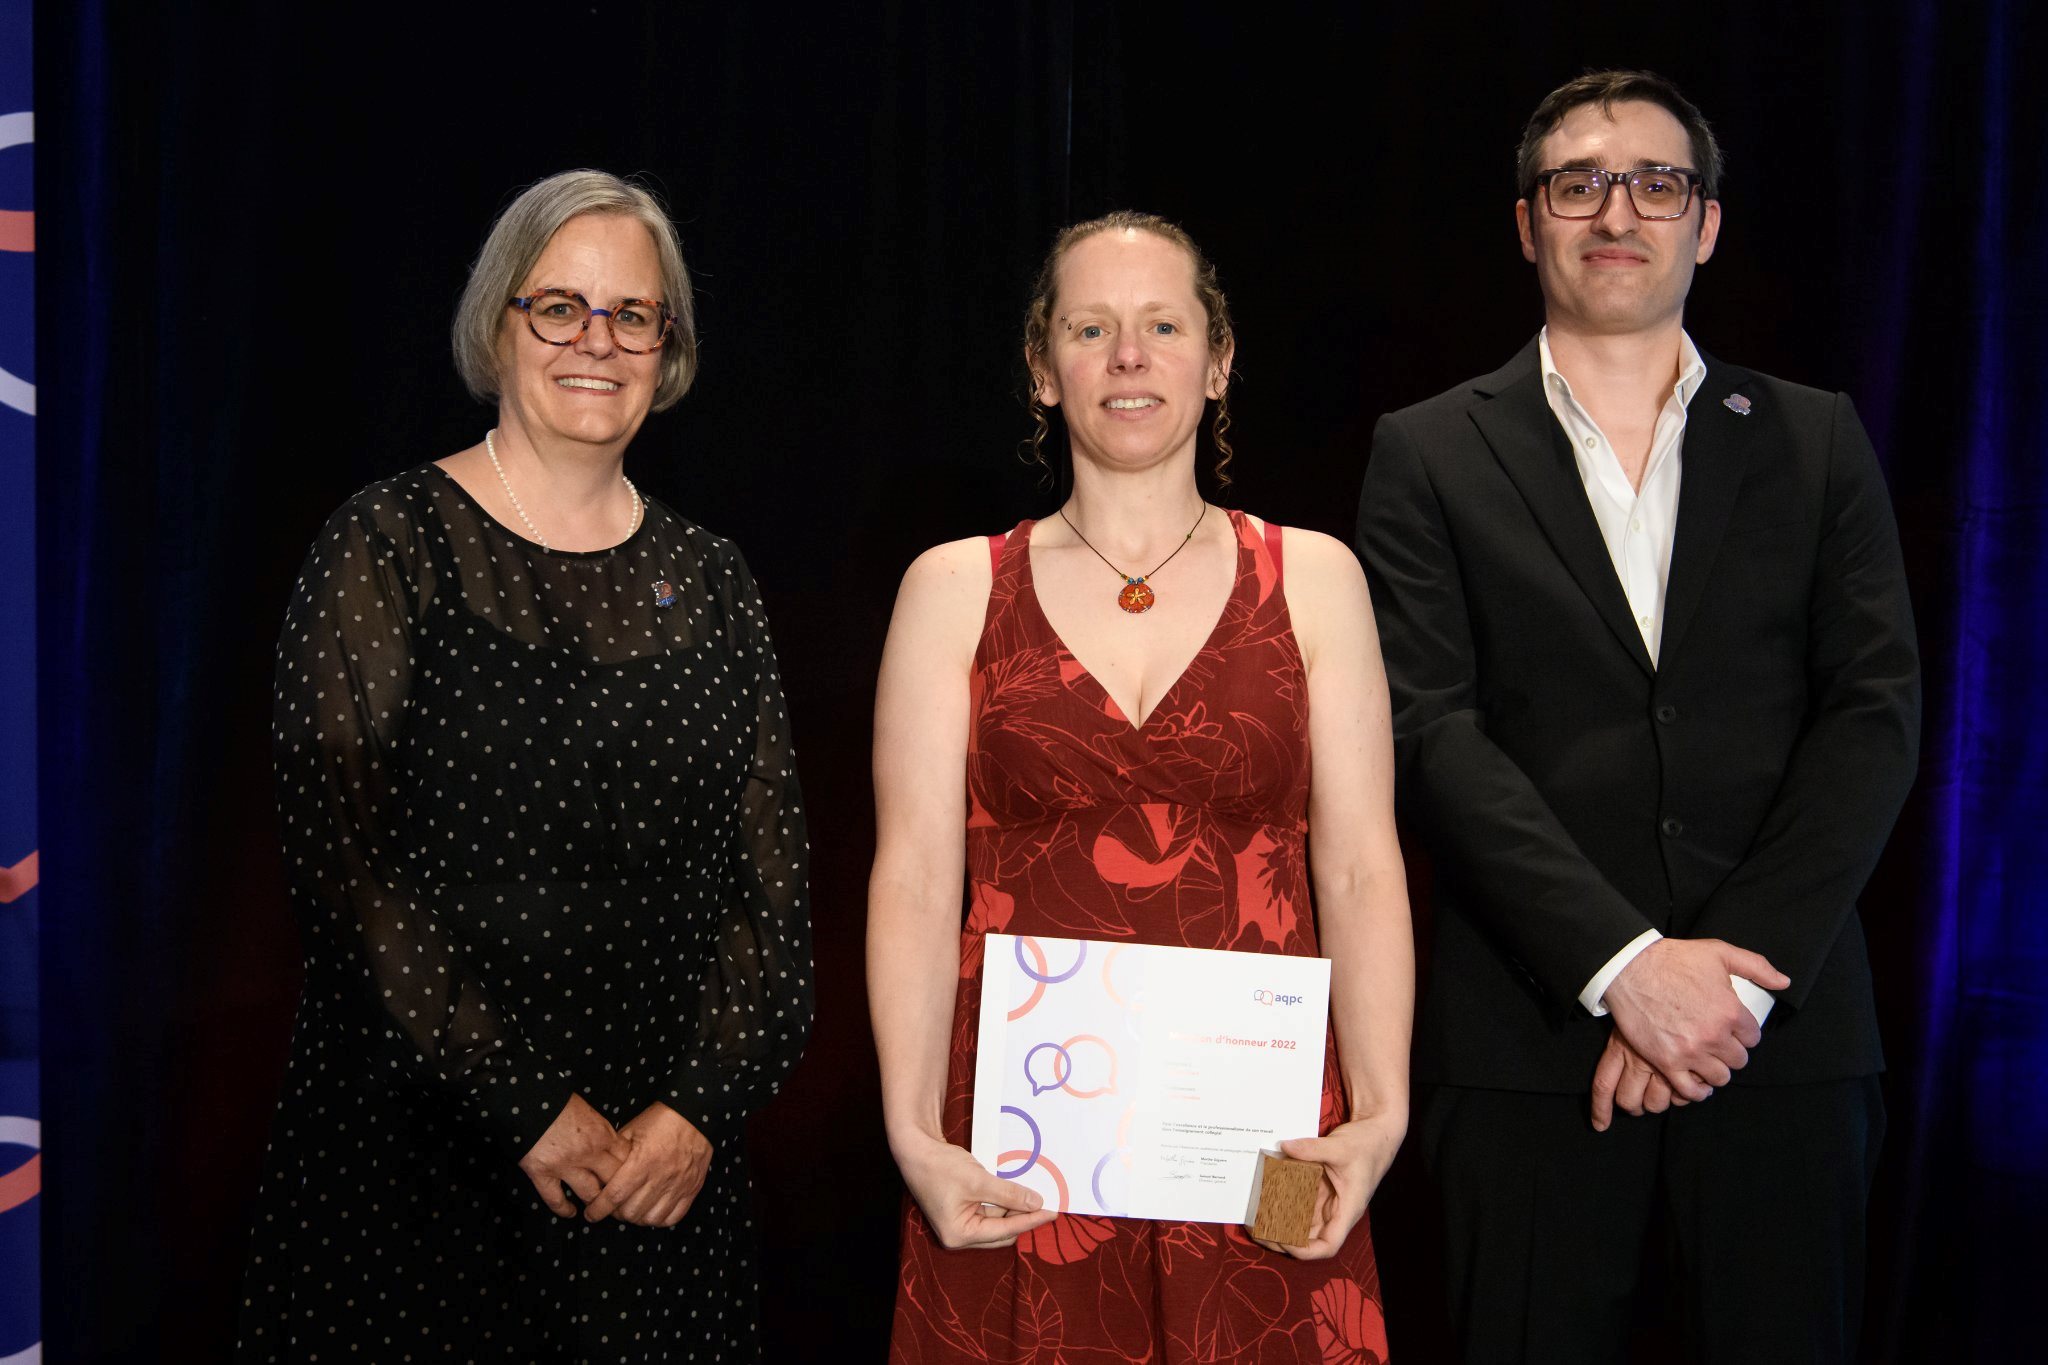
[1245,1150,1322,1246]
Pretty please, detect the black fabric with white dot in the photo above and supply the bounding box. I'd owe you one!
[238,465,813,1362]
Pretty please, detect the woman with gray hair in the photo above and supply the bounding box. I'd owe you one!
[237,170,813,1362]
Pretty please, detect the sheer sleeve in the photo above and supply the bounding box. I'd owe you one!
[662,545,815,1144]
[273,493,575,1157]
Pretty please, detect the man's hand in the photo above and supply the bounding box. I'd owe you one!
[1602,937,1789,1099]
[1589,1030,1694,1131]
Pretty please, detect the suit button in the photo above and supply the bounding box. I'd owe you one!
[1661,817,1685,837]
[1655,704,1679,724]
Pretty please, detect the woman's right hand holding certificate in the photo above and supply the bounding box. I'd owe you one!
[895,1131,1057,1250]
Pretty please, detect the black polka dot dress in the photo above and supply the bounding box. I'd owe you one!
[238,465,813,1362]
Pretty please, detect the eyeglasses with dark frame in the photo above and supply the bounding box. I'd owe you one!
[508,289,675,353]
[1531,166,1703,220]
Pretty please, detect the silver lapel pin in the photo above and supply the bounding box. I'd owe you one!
[1722,393,1753,415]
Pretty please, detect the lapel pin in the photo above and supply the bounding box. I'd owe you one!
[651,579,678,609]
[1722,393,1753,416]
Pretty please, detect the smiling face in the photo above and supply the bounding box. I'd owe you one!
[1516,99,1721,336]
[1032,227,1231,474]
[497,212,665,452]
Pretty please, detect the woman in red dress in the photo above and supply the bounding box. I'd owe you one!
[869,212,1413,1364]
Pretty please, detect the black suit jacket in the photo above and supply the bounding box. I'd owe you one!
[1355,339,1920,1091]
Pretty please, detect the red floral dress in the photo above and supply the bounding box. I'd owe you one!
[890,510,1388,1365]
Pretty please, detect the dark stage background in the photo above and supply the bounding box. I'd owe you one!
[33,1,2046,1359]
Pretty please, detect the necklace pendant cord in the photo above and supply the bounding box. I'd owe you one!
[1059,502,1207,616]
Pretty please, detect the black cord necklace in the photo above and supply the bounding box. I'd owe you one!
[1057,502,1208,615]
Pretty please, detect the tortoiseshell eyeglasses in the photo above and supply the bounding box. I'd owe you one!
[508,289,675,353]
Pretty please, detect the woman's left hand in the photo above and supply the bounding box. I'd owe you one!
[1252,1111,1406,1261]
[581,1101,714,1227]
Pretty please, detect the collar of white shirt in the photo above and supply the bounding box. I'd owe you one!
[1537,325,1708,433]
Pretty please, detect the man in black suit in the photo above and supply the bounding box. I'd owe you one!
[1355,71,1919,1363]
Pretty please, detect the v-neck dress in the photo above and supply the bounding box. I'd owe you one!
[889,509,1388,1364]
[238,465,812,1362]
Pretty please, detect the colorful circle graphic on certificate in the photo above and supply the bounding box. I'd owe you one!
[996,1149,1070,1214]
[1022,1042,1070,1095]
[994,1106,1042,1179]
[1020,1034,1119,1099]
[1006,935,1086,1020]
[994,1103,1071,1211]
[1090,1149,1128,1215]
[1015,935,1086,985]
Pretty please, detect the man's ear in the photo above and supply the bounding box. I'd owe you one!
[1694,198,1721,266]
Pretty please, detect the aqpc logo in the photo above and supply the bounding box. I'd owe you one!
[1251,989,1304,1007]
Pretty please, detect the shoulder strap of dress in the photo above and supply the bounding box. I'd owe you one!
[1262,518,1284,585]
[988,531,1006,574]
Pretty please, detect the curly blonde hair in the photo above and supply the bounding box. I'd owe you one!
[1021,211,1236,488]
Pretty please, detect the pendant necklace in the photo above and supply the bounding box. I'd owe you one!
[1058,501,1207,614]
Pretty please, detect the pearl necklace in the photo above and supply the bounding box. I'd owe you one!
[484,428,642,551]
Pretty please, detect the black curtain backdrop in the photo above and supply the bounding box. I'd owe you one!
[33,1,2045,1360]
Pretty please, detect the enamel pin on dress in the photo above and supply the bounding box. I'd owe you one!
[1723,393,1753,415]
[651,580,678,608]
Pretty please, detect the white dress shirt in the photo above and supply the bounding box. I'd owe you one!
[1538,329,1775,1028]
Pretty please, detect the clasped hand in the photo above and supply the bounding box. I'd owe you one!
[1593,936,1790,1128]
[519,1093,713,1227]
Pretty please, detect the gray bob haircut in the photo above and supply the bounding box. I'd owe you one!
[452,169,700,412]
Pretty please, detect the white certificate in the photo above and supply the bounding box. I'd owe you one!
[971,932,1331,1225]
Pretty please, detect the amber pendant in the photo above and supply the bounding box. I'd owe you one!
[1117,577,1156,613]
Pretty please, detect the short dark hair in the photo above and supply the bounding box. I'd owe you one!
[1516,70,1724,202]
